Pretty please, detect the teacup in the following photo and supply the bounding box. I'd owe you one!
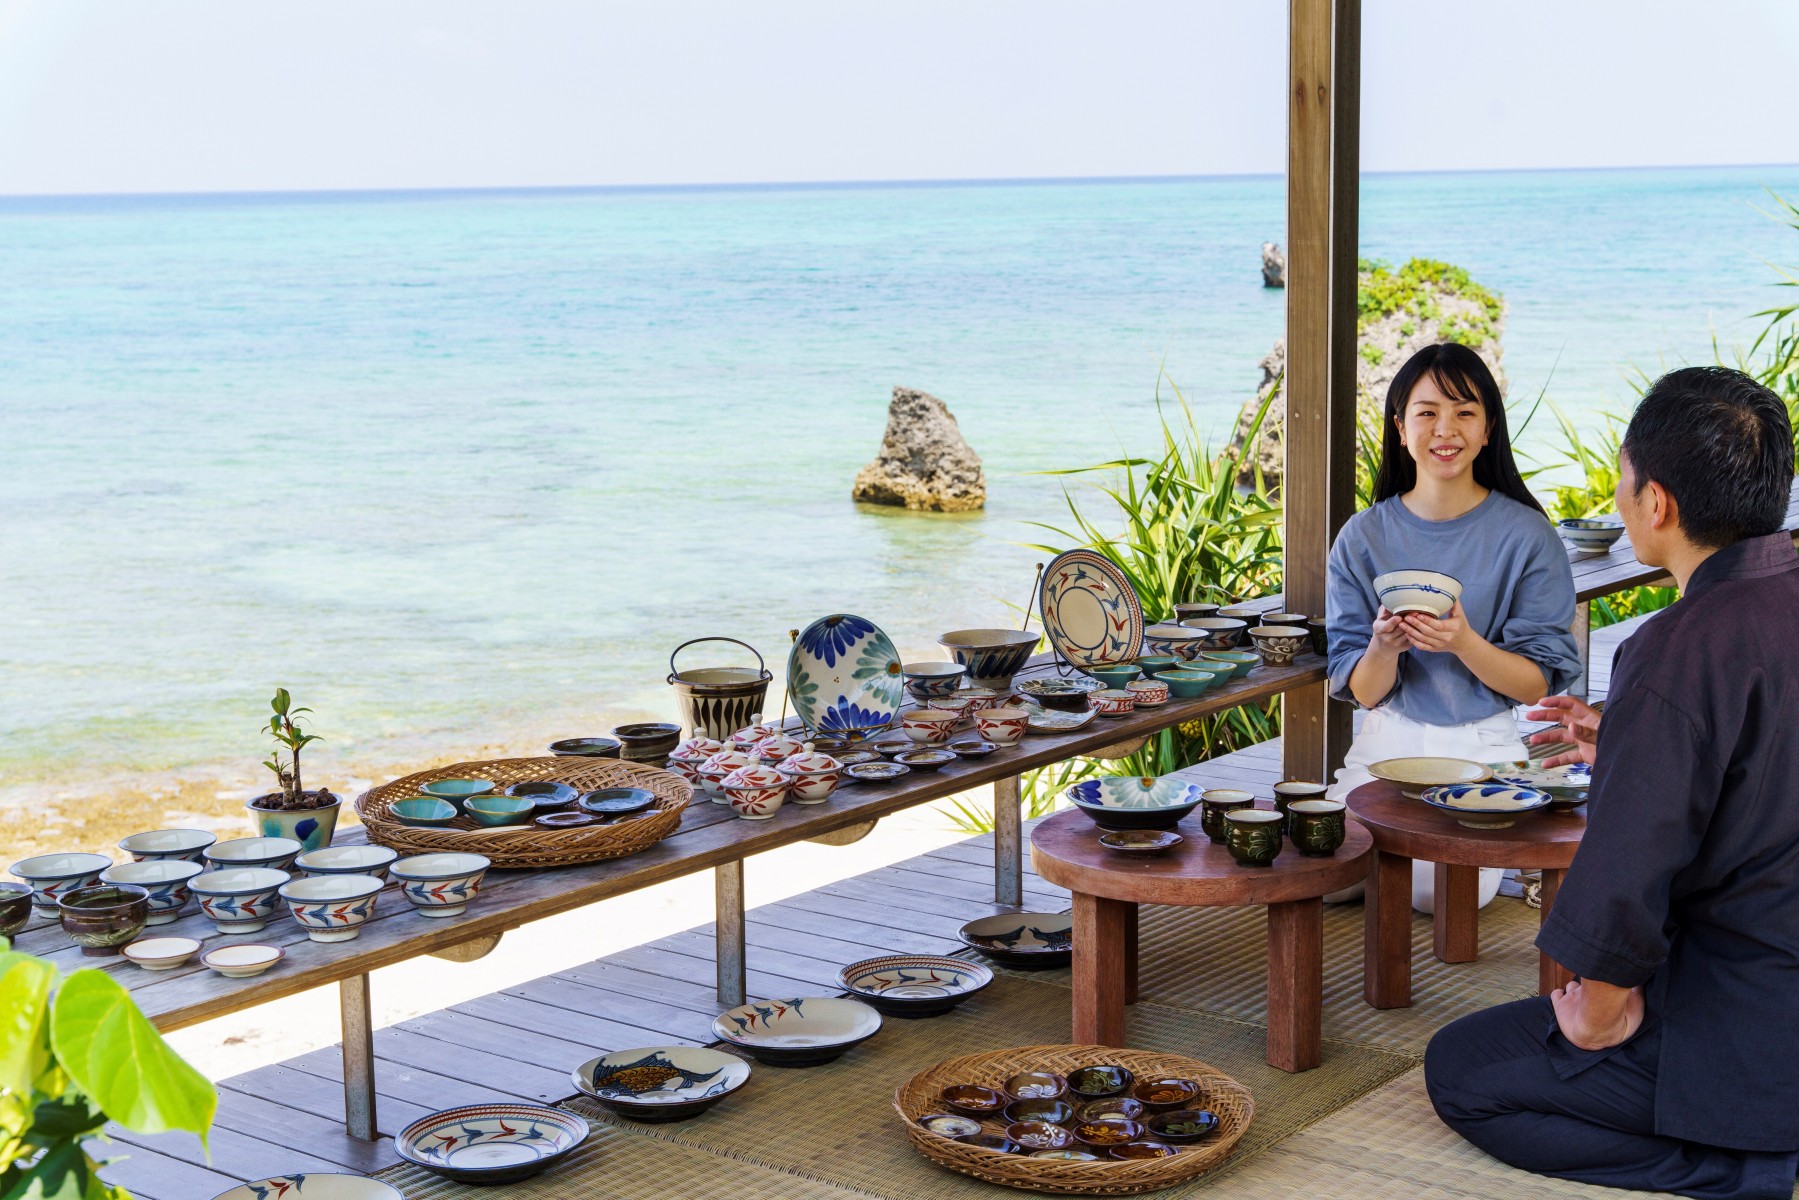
[1224,809,1284,867]
[1125,679,1170,707]
[1307,617,1329,657]
[1198,789,1255,843]
[975,706,1030,745]
[1272,780,1330,832]
[901,708,960,746]
[1287,799,1347,856]
[1092,689,1135,718]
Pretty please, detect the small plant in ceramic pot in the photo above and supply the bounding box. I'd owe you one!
[246,687,340,851]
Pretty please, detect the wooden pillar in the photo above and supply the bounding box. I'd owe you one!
[1282,0,1360,784]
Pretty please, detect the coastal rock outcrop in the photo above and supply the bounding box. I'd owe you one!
[852,386,986,512]
[1233,259,1507,486]
[1261,242,1286,288]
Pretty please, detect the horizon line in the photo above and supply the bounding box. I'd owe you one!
[3,159,1798,206]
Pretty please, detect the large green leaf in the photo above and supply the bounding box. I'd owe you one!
[47,972,214,1141]
[0,959,54,1102]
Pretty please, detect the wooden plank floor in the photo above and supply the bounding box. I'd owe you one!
[99,616,1649,1198]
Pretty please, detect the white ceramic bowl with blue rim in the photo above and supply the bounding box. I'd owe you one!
[711,996,884,1066]
[100,859,204,925]
[571,1046,752,1122]
[395,1101,588,1184]
[390,852,491,918]
[1558,516,1625,553]
[117,828,216,864]
[838,953,993,1018]
[296,844,399,884]
[189,866,291,933]
[204,836,303,872]
[210,1175,402,1200]
[1142,622,1212,659]
[936,628,1041,691]
[1064,777,1207,832]
[9,852,114,916]
[1420,783,1554,829]
[279,874,383,942]
[1373,570,1463,618]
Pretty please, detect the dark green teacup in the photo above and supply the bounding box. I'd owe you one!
[1272,780,1330,835]
[1224,809,1283,867]
[1287,799,1347,857]
[1199,789,1255,844]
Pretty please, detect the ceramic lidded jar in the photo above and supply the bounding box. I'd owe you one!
[668,736,725,784]
[727,715,780,755]
[775,743,842,805]
[698,747,758,801]
[721,763,790,820]
[753,732,806,765]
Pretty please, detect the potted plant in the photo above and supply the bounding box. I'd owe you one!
[245,687,341,852]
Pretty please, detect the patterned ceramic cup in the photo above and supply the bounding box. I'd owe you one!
[1125,679,1170,707]
[1224,809,1284,867]
[901,709,959,746]
[1198,789,1255,843]
[975,706,1030,745]
[1092,690,1135,718]
[1287,799,1347,857]
[391,853,490,918]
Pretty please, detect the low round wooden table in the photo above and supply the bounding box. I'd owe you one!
[1347,780,1586,1009]
[1031,807,1371,1073]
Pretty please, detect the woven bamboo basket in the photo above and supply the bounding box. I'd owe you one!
[355,757,689,869]
[893,1044,1253,1196]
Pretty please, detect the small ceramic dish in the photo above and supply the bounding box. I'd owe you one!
[534,811,599,830]
[58,884,150,955]
[1084,663,1141,689]
[1559,516,1626,553]
[1076,1096,1144,1122]
[1148,1108,1222,1144]
[280,874,383,942]
[1067,1064,1136,1100]
[190,867,291,933]
[10,852,116,916]
[210,1175,401,1200]
[1065,777,1206,831]
[1099,829,1183,855]
[1071,1117,1145,1148]
[1125,678,1171,706]
[390,852,490,917]
[1092,689,1136,718]
[547,737,621,758]
[957,912,1073,969]
[1373,569,1462,618]
[1494,762,1591,808]
[464,795,535,827]
[120,935,202,971]
[1006,1120,1075,1150]
[1015,676,1101,712]
[503,780,581,811]
[947,738,1001,759]
[1421,783,1555,829]
[839,953,993,1018]
[834,749,881,767]
[1368,756,1493,799]
[955,1133,1025,1155]
[100,858,203,925]
[1159,667,1223,699]
[896,748,956,772]
[1176,617,1249,650]
[844,761,911,784]
[1004,1096,1076,1125]
[395,1102,588,1184]
[939,1084,1009,1118]
[1248,625,1311,666]
[117,828,215,864]
[572,1046,752,1123]
[0,883,32,939]
[919,1112,985,1138]
[1132,1076,1204,1112]
[901,708,960,746]
[1002,1070,1068,1101]
[1021,704,1098,733]
[1111,1141,1180,1160]
[392,797,458,827]
[1199,650,1259,678]
[1031,1149,1102,1161]
[418,778,498,812]
[711,996,882,1066]
[579,787,658,817]
[295,844,398,884]
[902,661,968,700]
[200,942,284,978]
[869,734,918,757]
[204,837,303,873]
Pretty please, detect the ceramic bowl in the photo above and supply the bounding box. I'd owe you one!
[698,747,759,799]
[775,746,844,804]
[1065,777,1206,831]
[939,1084,1009,1118]
[1559,516,1626,553]
[1421,783,1555,829]
[1077,1096,1145,1122]
[1071,1117,1145,1148]
[201,942,285,977]
[535,811,599,829]
[937,629,1041,691]
[1198,789,1256,843]
[418,778,497,812]
[902,661,968,700]
[395,1102,588,1184]
[391,852,490,917]
[1005,1096,1076,1125]
[1148,1108,1222,1144]
[0,882,32,938]
[1160,667,1224,699]
[1125,678,1170,707]
[579,787,658,817]
[711,996,882,1066]
[1224,809,1284,867]
[613,722,682,766]
[204,837,302,873]
[1494,762,1592,809]
[392,797,458,827]
[461,796,534,827]
[901,708,960,746]
[1374,569,1462,618]
[280,873,383,942]
[839,953,993,1018]
[1178,617,1249,650]
[1134,655,1181,677]
[1092,689,1135,718]
[99,859,202,925]
[1032,1149,1103,1161]
[210,1175,402,1200]
[919,1113,986,1138]
[1260,611,1308,629]
[957,912,1073,969]
[720,765,789,820]
[10,852,114,916]
[869,734,918,757]
[1003,1070,1068,1101]
[117,828,216,864]
[958,687,1007,712]
[1015,677,1100,711]
[1199,650,1258,678]
[1368,756,1494,799]
[1111,1141,1180,1161]
[1248,624,1311,666]
[190,867,290,933]
[947,738,1001,759]
[1006,1120,1075,1151]
[504,780,582,812]
[751,733,806,765]
[572,1046,751,1122]
[974,705,1030,745]
[844,760,911,784]
[1172,601,1220,622]
[1141,623,1212,661]
[1217,603,1269,626]
[1099,829,1183,855]
[1083,663,1141,689]
[548,737,621,758]
[956,1133,1025,1154]
[1133,1075,1205,1112]
[120,935,202,971]
[1067,1063,1136,1100]
[295,845,399,885]
[58,884,150,955]
[896,748,956,772]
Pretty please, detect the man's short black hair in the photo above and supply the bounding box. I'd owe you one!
[1622,366,1794,549]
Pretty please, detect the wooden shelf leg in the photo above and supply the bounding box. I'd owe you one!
[1071,892,1129,1046]
[715,861,746,1006]
[1123,902,1140,1005]
[1364,849,1413,1009]
[1267,898,1324,1072]
[993,774,1023,907]
[1432,863,1480,964]
[339,973,377,1141]
[1537,867,1575,995]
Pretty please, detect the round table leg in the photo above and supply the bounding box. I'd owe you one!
[1266,897,1323,1072]
[1364,848,1413,1009]
[1071,891,1130,1046]
[1537,867,1574,994]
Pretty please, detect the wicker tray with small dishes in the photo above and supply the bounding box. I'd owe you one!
[356,757,689,869]
[893,1044,1253,1195]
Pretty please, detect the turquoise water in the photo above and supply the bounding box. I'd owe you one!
[4,166,1797,793]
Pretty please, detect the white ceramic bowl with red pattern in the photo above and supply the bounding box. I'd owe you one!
[722,763,790,820]
[974,706,1030,745]
[900,708,959,746]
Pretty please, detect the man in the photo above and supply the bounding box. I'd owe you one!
[1423,366,1799,1199]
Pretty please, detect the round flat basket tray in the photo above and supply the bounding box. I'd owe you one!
[356,757,689,869]
[894,1043,1253,1196]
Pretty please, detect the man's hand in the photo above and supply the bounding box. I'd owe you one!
[1527,694,1601,767]
[1401,602,1480,656]
[1550,978,1645,1050]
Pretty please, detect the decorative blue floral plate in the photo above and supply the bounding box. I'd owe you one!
[1420,783,1554,829]
[1039,550,1144,669]
[787,614,905,743]
[1065,777,1207,831]
[394,1103,588,1184]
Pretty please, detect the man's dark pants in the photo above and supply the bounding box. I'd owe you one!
[1424,997,1798,1199]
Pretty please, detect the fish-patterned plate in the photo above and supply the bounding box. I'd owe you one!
[711,996,883,1066]
[1039,549,1145,670]
[957,912,1073,970]
[839,953,993,1018]
[787,614,905,743]
[394,1103,588,1184]
[571,1046,752,1122]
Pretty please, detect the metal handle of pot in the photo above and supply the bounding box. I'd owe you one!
[668,636,771,684]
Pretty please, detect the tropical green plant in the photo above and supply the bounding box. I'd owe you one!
[258,687,328,812]
[0,941,216,1197]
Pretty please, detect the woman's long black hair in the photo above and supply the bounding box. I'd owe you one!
[1372,342,1545,516]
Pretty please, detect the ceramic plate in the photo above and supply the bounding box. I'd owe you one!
[1494,762,1592,794]
[211,1176,402,1200]
[957,912,1073,967]
[1039,549,1145,669]
[1420,783,1554,828]
[840,954,993,1003]
[1016,702,1098,733]
[1015,676,1102,700]
[711,996,883,1065]
[1367,757,1493,797]
[788,614,905,743]
[572,1046,752,1109]
[395,1103,588,1183]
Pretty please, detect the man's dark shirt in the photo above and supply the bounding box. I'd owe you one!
[1537,531,1799,1151]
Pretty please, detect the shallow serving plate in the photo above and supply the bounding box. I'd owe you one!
[1099,829,1184,855]
[1494,761,1591,797]
[711,996,883,1066]
[1039,548,1145,669]
[1017,702,1098,734]
[788,613,905,743]
[1420,783,1554,829]
[839,953,993,1018]
[571,1046,752,1122]
[395,1102,588,1184]
[210,1175,401,1200]
[1368,756,1493,799]
[957,912,1073,970]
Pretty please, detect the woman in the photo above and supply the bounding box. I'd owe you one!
[1324,343,1580,911]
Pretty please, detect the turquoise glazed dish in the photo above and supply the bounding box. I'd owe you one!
[1199,651,1259,678]
[464,795,534,827]
[419,778,497,813]
[393,797,458,827]
[1160,667,1223,698]
[1084,663,1140,689]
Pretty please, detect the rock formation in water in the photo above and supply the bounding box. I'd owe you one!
[1261,242,1286,288]
[852,386,987,512]
[1233,259,1507,486]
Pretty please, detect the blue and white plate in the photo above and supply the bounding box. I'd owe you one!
[1420,783,1554,829]
[572,1046,752,1122]
[1494,762,1591,796]
[210,1175,402,1200]
[787,614,905,743]
[838,953,992,1018]
[1039,550,1144,669]
[1065,777,1207,831]
[395,1103,587,1184]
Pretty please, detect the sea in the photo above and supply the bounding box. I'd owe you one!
[4,164,1798,801]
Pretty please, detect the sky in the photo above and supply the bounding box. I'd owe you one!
[0,0,1797,196]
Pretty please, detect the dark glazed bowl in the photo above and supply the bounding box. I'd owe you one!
[548,737,621,758]
[1147,1108,1222,1144]
[1111,1141,1180,1160]
[505,780,581,811]
[1132,1076,1205,1112]
[1071,1118,1145,1148]
[1076,1096,1144,1122]
[954,1133,1025,1155]
[940,1084,1009,1119]
[611,722,681,766]
[1066,1064,1136,1100]
[1001,1070,1068,1102]
[534,811,599,830]
[58,884,150,955]
[1005,1120,1075,1151]
[579,787,658,817]
[1004,1097,1075,1126]
[0,882,33,937]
